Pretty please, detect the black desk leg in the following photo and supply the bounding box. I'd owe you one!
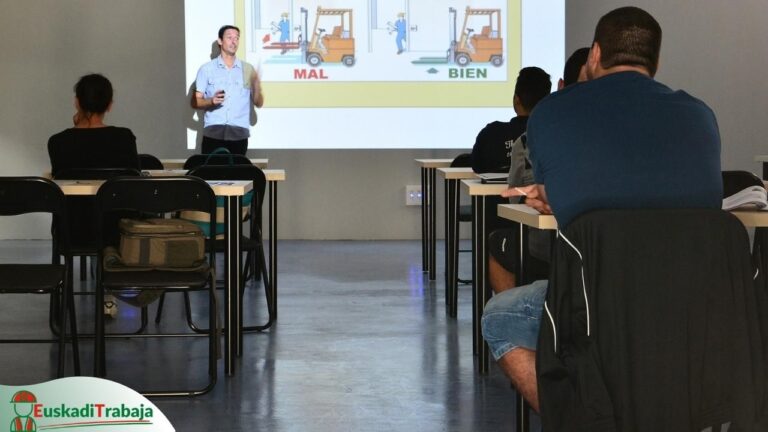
[269,181,278,321]
[224,195,242,374]
[472,195,492,373]
[445,179,460,316]
[763,162,768,181]
[515,222,531,431]
[421,167,428,272]
[429,168,437,281]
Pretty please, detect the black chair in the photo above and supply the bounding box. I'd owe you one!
[52,168,143,281]
[451,154,473,284]
[137,154,164,170]
[538,209,767,430]
[154,165,273,332]
[0,177,80,377]
[94,176,218,396]
[183,153,253,170]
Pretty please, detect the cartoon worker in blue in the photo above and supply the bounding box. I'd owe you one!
[279,12,290,54]
[394,12,407,54]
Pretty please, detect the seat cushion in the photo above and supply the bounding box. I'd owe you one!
[102,268,210,290]
[0,264,65,293]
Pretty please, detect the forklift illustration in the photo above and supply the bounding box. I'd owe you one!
[451,7,503,67]
[412,6,504,67]
[306,7,356,67]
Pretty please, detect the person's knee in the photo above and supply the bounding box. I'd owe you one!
[481,280,549,359]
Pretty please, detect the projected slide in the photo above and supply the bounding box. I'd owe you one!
[185,0,564,149]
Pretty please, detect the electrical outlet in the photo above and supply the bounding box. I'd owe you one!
[406,185,422,206]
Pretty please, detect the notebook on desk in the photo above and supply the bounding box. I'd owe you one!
[478,173,508,184]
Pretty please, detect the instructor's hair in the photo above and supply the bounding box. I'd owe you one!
[563,47,590,87]
[593,6,662,76]
[218,25,240,40]
[514,67,551,111]
[74,74,113,116]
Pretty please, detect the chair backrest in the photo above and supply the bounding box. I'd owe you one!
[722,170,763,198]
[186,165,267,211]
[0,177,69,253]
[450,153,472,168]
[183,154,254,170]
[53,168,142,180]
[96,176,217,254]
[137,154,164,170]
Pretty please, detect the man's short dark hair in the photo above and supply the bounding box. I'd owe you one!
[218,25,240,40]
[74,73,112,115]
[593,6,662,76]
[563,47,590,87]
[514,67,551,112]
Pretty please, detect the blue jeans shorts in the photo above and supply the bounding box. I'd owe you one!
[481,279,549,360]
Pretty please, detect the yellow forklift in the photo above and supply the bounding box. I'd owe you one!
[306,7,355,67]
[452,7,504,67]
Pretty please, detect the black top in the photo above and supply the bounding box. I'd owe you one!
[470,116,527,174]
[47,126,139,177]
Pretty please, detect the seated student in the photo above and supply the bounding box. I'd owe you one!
[47,74,140,317]
[482,6,722,413]
[470,67,551,174]
[487,47,590,294]
[48,73,139,177]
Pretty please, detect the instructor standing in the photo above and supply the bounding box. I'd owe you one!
[193,25,264,155]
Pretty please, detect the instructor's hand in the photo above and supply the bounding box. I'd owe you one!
[211,90,226,106]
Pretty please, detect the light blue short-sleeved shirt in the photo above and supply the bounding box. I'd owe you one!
[195,56,252,138]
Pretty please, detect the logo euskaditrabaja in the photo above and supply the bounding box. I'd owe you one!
[2,378,174,431]
[10,389,153,430]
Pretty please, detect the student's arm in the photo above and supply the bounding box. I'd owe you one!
[501,184,552,214]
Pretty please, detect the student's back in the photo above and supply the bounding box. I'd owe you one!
[48,126,138,176]
[528,71,722,227]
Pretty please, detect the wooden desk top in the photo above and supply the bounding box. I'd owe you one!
[498,204,768,230]
[730,210,768,227]
[53,179,253,196]
[497,204,558,230]
[437,167,478,180]
[161,158,268,169]
[146,169,286,182]
[415,159,454,168]
[461,179,508,196]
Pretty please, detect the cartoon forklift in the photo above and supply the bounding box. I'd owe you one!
[452,7,504,67]
[306,7,356,67]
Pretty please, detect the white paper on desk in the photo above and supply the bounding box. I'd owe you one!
[722,185,768,211]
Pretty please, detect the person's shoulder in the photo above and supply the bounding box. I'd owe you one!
[47,128,73,146]
[106,126,137,141]
[196,58,219,73]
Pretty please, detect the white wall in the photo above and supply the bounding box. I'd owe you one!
[1,0,766,239]
[566,0,768,172]
[0,0,461,240]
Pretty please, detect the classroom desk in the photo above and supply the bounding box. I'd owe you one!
[438,167,478,318]
[460,179,508,374]
[149,169,287,322]
[160,158,268,170]
[755,156,768,180]
[415,159,454,280]
[54,178,252,377]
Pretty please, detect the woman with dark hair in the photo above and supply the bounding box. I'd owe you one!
[48,73,139,176]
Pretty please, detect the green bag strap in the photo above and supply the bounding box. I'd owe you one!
[242,61,255,89]
[204,147,233,166]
